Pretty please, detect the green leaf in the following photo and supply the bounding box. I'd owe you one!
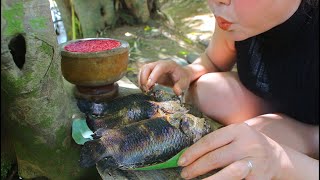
[178,51,189,55]
[144,25,151,32]
[127,67,137,72]
[183,38,193,44]
[132,148,187,170]
[72,118,94,145]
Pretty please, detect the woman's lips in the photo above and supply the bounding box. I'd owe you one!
[215,16,232,31]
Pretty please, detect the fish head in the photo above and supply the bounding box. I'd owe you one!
[157,101,188,115]
[91,103,105,116]
[166,113,211,142]
[148,89,180,102]
[166,112,185,129]
[179,114,211,142]
[76,99,107,116]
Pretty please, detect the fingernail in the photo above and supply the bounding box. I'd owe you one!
[147,78,152,85]
[178,157,186,166]
[181,170,189,179]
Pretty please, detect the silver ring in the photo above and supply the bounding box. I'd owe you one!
[247,160,253,172]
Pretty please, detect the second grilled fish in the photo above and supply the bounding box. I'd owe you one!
[79,113,211,169]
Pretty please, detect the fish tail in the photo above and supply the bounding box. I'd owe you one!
[79,139,109,168]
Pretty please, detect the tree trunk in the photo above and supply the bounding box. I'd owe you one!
[54,0,159,38]
[124,0,150,23]
[1,0,98,179]
[72,0,115,38]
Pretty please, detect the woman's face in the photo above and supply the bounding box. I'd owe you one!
[208,0,301,41]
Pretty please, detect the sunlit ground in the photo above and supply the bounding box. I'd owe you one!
[114,10,217,86]
[183,14,215,42]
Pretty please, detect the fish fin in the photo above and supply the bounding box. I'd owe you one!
[79,139,108,168]
[92,128,108,139]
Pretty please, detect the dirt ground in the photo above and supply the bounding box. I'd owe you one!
[99,0,215,86]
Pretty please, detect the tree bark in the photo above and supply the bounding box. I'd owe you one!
[124,0,150,23]
[1,0,97,179]
[72,0,116,38]
[54,0,159,38]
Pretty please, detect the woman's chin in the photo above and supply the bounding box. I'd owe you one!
[229,32,251,42]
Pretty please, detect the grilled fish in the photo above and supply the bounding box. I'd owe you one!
[79,113,211,169]
[77,93,153,116]
[86,99,189,132]
[78,90,186,132]
[77,90,179,116]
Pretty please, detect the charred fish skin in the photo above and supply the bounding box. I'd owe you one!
[182,103,204,118]
[79,137,108,168]
[86,100,188,132]
[77,93,153,116]
[79,117,193,169]
[156,101,188,115]
[86,101,159,132]
[76,89,180,116]
[147,89,180,102]
[80,113,211,169]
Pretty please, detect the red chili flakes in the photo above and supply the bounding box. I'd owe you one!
[64,39,121,52]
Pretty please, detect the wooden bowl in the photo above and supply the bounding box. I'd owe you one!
[60,38,129,87]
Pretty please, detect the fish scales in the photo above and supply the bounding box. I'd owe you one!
[86,100,188,132]
[78,90,212,169]
[80,116,192,169]
[86,100,159,131]
[77,93,153,116]
[77,90,179,116]
[111,119,190,169]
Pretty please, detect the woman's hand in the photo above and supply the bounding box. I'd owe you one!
[178,123,284,180]
[138,60,192,95]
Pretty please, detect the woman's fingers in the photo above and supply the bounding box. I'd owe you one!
[181,142,239,179]
[138,62,156,91]
[203,159,254,180]
[172,75,190,96]
[138,60,192,95]
[179,123,282,179]
[139,60,183,93]
[146,62,175,90]
[178,125,237,167]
